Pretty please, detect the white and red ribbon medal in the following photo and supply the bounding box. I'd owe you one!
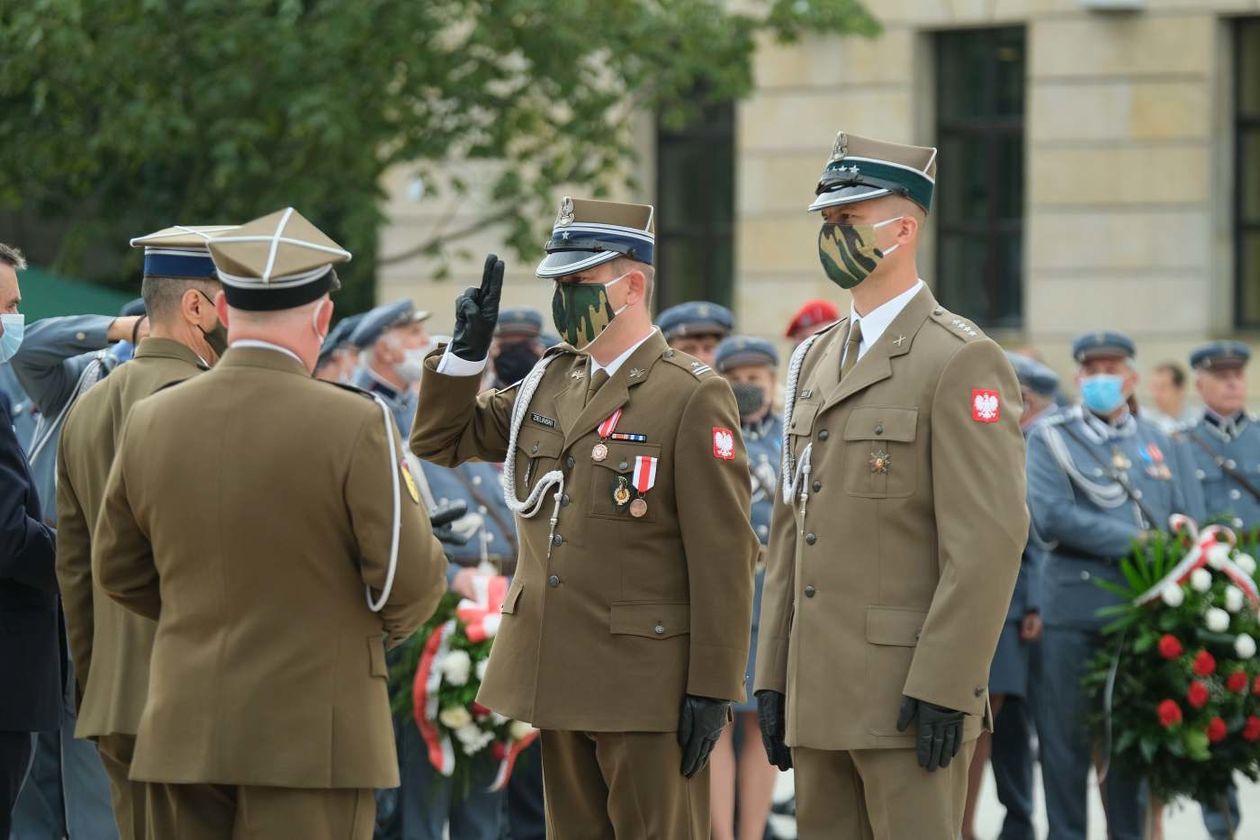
[629,455,658,517]
[592,408,623,462]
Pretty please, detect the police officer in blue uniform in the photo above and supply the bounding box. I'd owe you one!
[711,335,781,840]
[315,311,365,383]
[350,301,431,434]
[657,301,733,370]
[964,354,1060,840]
[1173,340,1254,839]
[490,306,546,391]
[1027,332,1205,840]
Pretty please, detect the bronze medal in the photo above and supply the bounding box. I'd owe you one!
[629,498,648,518]
[592,442,609,462]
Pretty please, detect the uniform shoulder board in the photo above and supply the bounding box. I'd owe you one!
[929,306,984,343]
[661,349,715,379]
[543,343,579,359]
[322,380,376,400]
[149,375,197,397]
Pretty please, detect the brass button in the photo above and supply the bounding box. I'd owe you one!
[812,480,822,492]
[818,429,830,441]
[548,575,560,588]
[76,331,86,340]
[874,424,884,435]
[565,456,576,469]
[653,624,666,635]
[805,533,817,545]
[552,533,564,546]
[531,443,539,454]
[618,461,629,471]
[560,494,571,506]
[804,585,816,598]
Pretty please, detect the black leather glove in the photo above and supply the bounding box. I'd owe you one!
[678,694,731,778]
[895,695,964,771]
[429,500,469,546]
[450,253,504,361]
[755,690,792,771]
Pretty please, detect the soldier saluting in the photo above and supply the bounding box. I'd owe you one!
[411,197,758,838]
[754,132,1028,839]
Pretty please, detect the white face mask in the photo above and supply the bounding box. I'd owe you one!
[394,346,427,384]
[0,313,25,364]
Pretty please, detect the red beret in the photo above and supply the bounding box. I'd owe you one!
[785,299,840,338]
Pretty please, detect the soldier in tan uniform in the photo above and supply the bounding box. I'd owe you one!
[92,208,448,840]
[754,133,1028,839]
[56,224,235,839]
[410,198,759,838]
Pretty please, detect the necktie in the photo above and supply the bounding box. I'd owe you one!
[840,320,863,380]
[587,367,610,404]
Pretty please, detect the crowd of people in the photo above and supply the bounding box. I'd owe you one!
[2,128,1259,840]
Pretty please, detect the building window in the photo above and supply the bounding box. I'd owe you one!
[934,27,1026,329]
[655,100,735,310]
[1236,19,1260,329]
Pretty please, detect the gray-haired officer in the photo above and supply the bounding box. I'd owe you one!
[1027,332,1204,840]
[658,301,733,369]
[712,335,782,838]
[965,354,1060,840]
[350,300,432,434]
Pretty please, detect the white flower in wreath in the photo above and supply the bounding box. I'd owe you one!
[491,711,509,726]
[1237,553,1258,576]
[442,650,473,687]
[1236,633,1257,659]
[509,720,536,741]
[1225,585,1246,614]
[1206,607,1232,633]
[1190,568,1213,593]
[455,723,494,755]
[1161,585,1185,607]
[476,658,489,683]
[1207,544,1232,570]
[439,705,473,730]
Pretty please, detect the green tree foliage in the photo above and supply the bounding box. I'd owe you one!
[0,0,875,311]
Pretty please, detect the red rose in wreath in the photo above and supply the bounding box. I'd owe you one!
[1158,635,1183,660]
[1244,716,1260,743]
[1208,717,1228,744]
[1227,671,1250,694]
[1187,680,1211,709]
[1158,699,1183,727]
[1253,674,1260,696]
[1192,650,1216,677]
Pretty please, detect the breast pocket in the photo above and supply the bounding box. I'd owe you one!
[514,425,564,495]
[588,441,663,522]
[843,407,918,499]
[787,401,818,458]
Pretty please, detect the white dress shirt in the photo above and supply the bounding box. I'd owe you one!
[231,339,304,366]
[844,279,925,364]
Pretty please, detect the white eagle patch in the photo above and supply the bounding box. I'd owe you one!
[971,389,1000,423]
[713,427,736,460]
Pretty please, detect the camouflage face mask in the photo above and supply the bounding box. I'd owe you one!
[551,274,628,348]
[817,216,902,290]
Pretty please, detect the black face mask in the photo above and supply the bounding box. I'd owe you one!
[731,382,767,422]
[494,341,542,387]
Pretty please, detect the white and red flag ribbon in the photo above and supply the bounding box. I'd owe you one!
[597,408,623,439]
[632,455,658,493]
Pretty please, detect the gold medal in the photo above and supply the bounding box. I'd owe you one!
[869,449,891,474]
[614,483,632,506]
[629,498,648,518]
[1111,447,1131,471]
[592,442,609,462]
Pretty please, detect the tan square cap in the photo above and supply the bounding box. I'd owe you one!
[208,208,350,311]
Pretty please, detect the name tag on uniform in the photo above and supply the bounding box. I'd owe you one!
[529,412,556,429]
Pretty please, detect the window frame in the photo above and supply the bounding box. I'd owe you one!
[1234,18,1260,329]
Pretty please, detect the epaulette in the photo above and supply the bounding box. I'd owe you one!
[929,306,984,343]
[543,343,578,359]
[661,348,716,379]
[322,380,376,400]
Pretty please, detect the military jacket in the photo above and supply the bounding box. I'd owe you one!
[754,287,1028,752]
[1027,408,1204,630]
[353,366,418,434]
[411,329,758,732]
[56,338,207,739]
[92,347,447,788]
[745,413,783,546]
[1175,413,1260,531]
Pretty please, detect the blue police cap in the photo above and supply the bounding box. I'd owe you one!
[540,333,562,349]
[119,297,146,317]
[715,336,779,372]
[318,313,365,367]
[1190,340,1251,372]
[657,302,734,340]
[349,300,431,349]
[1072,331,1136,364]
[1006,352,1059,397]
[495,306,544,339]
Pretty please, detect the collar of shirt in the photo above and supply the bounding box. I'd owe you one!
[1079,404,1137,442]
[230,340,304,367]
[360,364,402,400]
[590,328,658,378]
[1205,409,1248,440]
[847,279,924,361]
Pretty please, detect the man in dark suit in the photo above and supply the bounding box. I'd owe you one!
[0,242,59,836]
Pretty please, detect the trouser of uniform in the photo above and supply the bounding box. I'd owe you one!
[396,715,504,840]
[1039,626,1144,840]
[1201,782,1241,840]
[505,739,545,840]
[791,743,974,839]
[143,782,375,840]
[98,733,145,840]
[990,699,1036,840]
[10,656,117,840]
[0,730,35,838]
[539,729,708,839]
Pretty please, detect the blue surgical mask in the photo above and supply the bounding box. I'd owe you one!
[0,313,25,364]
[1080,373,1125,414]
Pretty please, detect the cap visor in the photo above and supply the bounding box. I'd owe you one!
[807,186,892,213]
[536,250,619,280]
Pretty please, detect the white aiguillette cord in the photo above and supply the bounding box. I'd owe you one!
[366,393,402,613]
[501,354,569,556]
[780,332,822,515]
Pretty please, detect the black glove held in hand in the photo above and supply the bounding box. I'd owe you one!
[450,254,504,361]
[895,695,965,771]
[678,695,731,778]
[755,690,793,771]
